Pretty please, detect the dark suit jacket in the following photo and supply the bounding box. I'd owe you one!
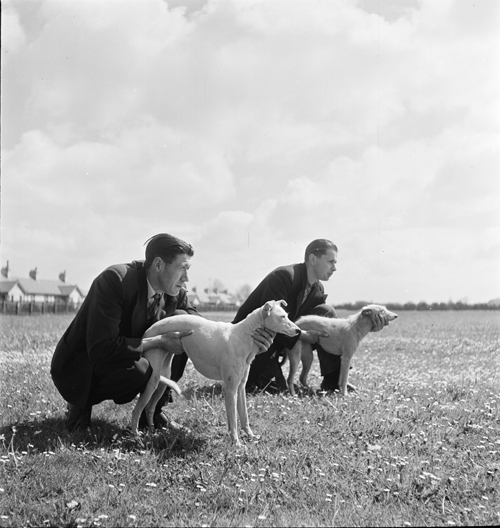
[50,260,198,408]
[232,262,328,352]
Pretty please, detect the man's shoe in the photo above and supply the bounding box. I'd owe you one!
[139,412,190,433]
[66,403,92,432]
[169,420,191,434]
[246,378,275,394]
[320,382,339,393]
[153,412,191,433]
[245,383,259,394]
[261,380,284,394]
[138,409,165,430]
[253,375,286,394]
[153,411,170,429]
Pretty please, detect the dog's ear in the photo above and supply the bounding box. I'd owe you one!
[263,301,274,317]
[276,299,288,308]
[362,308,373,318]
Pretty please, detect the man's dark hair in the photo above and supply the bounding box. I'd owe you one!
[144,233,194,268]
[304,239,337,261]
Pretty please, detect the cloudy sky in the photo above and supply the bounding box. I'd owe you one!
[2,0,499,304]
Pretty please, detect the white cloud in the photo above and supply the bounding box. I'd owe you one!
[1,0,499,303]
[1,0,26,56]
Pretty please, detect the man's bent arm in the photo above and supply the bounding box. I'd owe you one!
[86,269,144,363]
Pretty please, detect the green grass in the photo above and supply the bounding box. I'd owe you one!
[1,310,499,527]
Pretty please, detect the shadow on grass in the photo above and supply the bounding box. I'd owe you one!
[182,380,321,400]
[0,416,207,458]
[183,381,225,400]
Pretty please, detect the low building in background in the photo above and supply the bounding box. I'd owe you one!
[0,280,25,302]
[187,287,241,311]
[0,264,86,305]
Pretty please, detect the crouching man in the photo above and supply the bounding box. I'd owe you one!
[51,233,275,433]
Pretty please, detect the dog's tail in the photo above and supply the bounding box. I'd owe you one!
[160,376,182,396]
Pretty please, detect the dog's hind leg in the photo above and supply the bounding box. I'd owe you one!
[130,348,168,434]
[142,352,178,432]
[143,373,164,432]
[144,375,182,428]
[299,343,314,388]
[131,374,158,435]
[143,377,173,432]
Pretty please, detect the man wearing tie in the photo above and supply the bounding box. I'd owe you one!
[233,239,388,394]
[51,233,274,433]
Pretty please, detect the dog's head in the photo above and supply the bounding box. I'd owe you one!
[262,300,300,336]
[361,304,398,331]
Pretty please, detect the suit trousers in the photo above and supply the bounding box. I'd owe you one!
[89,357,152,405]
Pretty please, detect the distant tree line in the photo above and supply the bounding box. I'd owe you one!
[211,278,500,312]
[335,300,500,311]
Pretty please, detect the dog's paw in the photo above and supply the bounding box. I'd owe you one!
[123,429,146,448]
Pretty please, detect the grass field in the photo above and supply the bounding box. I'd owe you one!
[1,310,499,527]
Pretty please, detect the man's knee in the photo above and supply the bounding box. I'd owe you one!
[90,357,153,405]
[311,304,337,319]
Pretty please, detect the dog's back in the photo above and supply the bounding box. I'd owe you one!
[145,315,232,343]
[145,315,237,380]
[295,315,353,355]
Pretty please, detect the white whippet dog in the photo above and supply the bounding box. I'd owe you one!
[285,304,398,396]
[131,300,300,445]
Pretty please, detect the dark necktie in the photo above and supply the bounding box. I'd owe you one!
[301,284,311,305]
[147,293,162,320]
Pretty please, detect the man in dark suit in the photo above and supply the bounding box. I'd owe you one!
[51,233,273,432]
[233,239,387,393]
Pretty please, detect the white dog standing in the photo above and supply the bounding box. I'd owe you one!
[131,300,300,445]
[285,304,398,396]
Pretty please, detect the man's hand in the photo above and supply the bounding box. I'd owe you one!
[370,314,388,332]
[142,331,193,355]
[299,329,329,344]
[252,327,276,353]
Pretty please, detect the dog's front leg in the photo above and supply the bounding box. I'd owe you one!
[237,369,255,440]
[223,378,241,445]
[338,356,352,397]
[298,343,313,389]
[286,344,300,396]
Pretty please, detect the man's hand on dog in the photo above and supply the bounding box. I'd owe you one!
[370,314,389,332]
[252,327,276,352]
[142,331,193,355]
[299,329,329,344]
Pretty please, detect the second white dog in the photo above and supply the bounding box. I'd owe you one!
[285,304,398,396]
[130,300,300,445]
